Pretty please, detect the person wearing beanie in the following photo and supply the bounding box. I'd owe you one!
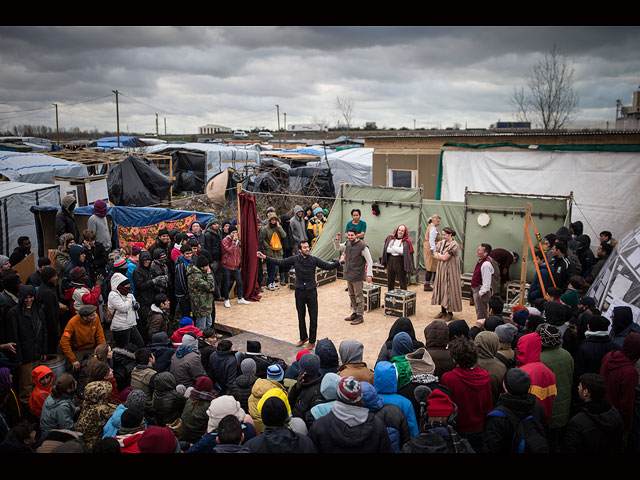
[149,248,170,298]
[600,332,640,437]
[337,339,374,384]
[170,333,207,390]
[205,338,238,396]
[236,340,287,380]
[562,372,625,453]
[180,375,218,444]
[306,207,326,248]
[169,318,202,348]
[247,369,288,435]
[186,252,216,331]
[102,389,148,439]
[560,289,579,309]
[65,263,102,318]
[148,228,172,264]
[257,238,342,347]
[228,358,259,413]
[245,395,317,453]
[483,368,549,453]
[573,314,619,394]
[610,306,640,348]
[308,375,393,453]
[114,407,147,453]
[138,426,180,453]
[495,323,518,369]
[516,332,557,424]
[220,225,250,308]
[535,323,574,451]
[288,353,325,428]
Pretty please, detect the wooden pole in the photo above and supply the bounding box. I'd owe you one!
[237,183,242,243]
[519,202,532,305]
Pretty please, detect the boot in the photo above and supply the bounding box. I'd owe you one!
[423,283,433,291]
[445,312,454,322]
[434,310,447,319]
[344,312,358,322]
[350,314,364,325]
[295,338,308,347]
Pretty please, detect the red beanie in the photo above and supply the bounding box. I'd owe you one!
[296,349,311,362]
[426,389,455,418]
[138,426,177,453]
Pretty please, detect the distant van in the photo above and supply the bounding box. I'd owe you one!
[258,131,273,138]
[233,130,248,138]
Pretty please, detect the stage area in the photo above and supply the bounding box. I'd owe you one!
[215,279,478,368]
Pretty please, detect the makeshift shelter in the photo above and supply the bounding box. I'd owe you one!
[587,223,640,324]
[91,136,148,148]
[107,155,173,206]
[0,151,88,183]
[307,147,373,194]
[288,166,335,198]
[206,168,244,206]
[0,182,60,262]
[438,146,640,246]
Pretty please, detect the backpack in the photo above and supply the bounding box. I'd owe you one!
[487,406,549,453]
[269,231,282,251]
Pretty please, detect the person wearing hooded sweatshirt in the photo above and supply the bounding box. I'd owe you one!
[289,205,308,255]
[248,366,288,435]
[610,306,640,349]
[207,339,238,395]
[39,373,79,439]
[424,320,456,379]
[28,365,53,418]
[377,317,425,364]
[36,266,62,354]
[259,212,287,291]
[288,353,325,428]
[61,244,90,295]
[374,361,419,437]
[381,224,415,291]
[600,332,640,439]
[361,380,411,452]
[309,372,342,422]
[76,380,117,451]
[149,331,174,373]
[389,332,415,391]
[150,248,170,298]
[7,285,47,403]
[180,375,217,443]
[306,207,326,248]
[133,250,163,340]
[316,338,339,376]
[337,339,374,384]
[246,392,317,453]
[308,375,393,453]
[54,233,75,285]
[440,336,492,450]
[56,194,80,242]
[536,323,574,451]
[152,371,186,427]
[186,254,216,331]
[517,332,557,424]
[474,331,507,402]
[108,273,143,349]
[170,333,207,390]
[66,265,102,317]
[228,358,258,413]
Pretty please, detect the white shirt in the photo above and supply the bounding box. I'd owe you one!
[479,260,494,296]
[386,239,404,256]
[429,227,438,253]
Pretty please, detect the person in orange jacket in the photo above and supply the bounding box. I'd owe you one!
[29,365,53,418]
[59,304,106,372]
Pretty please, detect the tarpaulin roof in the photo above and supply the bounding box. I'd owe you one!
[0,151,88,183]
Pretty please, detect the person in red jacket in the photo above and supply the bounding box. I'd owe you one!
[441,336,493,452]
[600,332,640,439]
[516,332,557,424]
[221,226,250,308]
[29,365,53,418]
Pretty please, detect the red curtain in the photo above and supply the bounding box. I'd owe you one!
[239,191,261,301]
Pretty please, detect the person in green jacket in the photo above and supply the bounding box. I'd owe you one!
[537,323,574,452]
[186,255,216,331]
[259,212,287,291]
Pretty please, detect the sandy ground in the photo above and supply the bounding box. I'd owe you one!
[215,278,477,368]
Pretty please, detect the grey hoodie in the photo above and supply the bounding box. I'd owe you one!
[289,205,308,248]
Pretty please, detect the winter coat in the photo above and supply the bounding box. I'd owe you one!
[55,194,79,242]
[76,381,117,451]
[129,365,157,410]
[108,273,138,332]
[540,345,574,429]
[146,304,170,340]
[39,392,79,439]
[307,404,394,453]
[174,255,192,298]
[600,349,639,433]
[561,399,625,453]
[132,251,156,306]
[288,374,325,428]
[181,390,217,444]
[528,263,553,304]
[424,320,456,379]
[186,264,215,318]
[373,361,419,436]
[7,286,47,364]
[475,331,507,402]
[204,228,222,262]
[29,365,52,418]
[289,207,308,248]
[517,333,557,424]
[574,333,619,384]
[152,372,186,427]
[170,348,207,390]
[248,378,287,434]
[441,364,493,434]
[207,349,239,394]
[170,325,202,347]
[260,217,287,259]
[377,317,425,364]
[112,347,137,392]
[482,392,548,453]
[228,374,258,413]
[59,313,106,364]
[62,244,91,293]
[221,235,241,270]
[361,381,411,452]
[149,332,175,373]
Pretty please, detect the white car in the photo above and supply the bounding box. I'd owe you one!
[258,131,273,139]
[233,130,248,138]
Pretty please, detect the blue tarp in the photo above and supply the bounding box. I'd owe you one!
[95,136,139,148]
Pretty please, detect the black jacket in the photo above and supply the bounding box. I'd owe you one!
[573,334,620,383]
[264,254,340,291]
[245,426,317,453]
[7,287,47,364]
[133,251,156,307]
[112,347,137,392]
[152,371,186,427]
[228,374,258,413]
[208,349,239,394]
[204,229,222,262]
[149,332,175,373]
[36,281,61,353]
[562,400,624,453]
[288,375,324,427]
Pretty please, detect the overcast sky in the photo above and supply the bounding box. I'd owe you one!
[1,26,639,135]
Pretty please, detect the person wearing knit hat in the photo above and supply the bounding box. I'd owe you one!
[560,289,579,309]
[289,353,324,425]
[138,426,179,453]
[426,388,455,419]
[87,199,111,251]
[483,367,549,453]
[227,358,259,414]
[186,249,216,331]
[180,375,217,444]
[306,207,326,249]
[572,314,617,389]
[578,296,596,310]
[512,308,530,328]
[266,364,285,382]
[495,323,518,369]
[308,374,394,453]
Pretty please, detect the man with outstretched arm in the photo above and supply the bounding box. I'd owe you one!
[257,240,343,349]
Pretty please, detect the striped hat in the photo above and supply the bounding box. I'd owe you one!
[336,375,362,405]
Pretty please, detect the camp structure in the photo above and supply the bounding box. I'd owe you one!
[142,142,261,193]
[307,147,373,194]
[107,155,173,207]
[438,145,640,245]
[0,182,60,267]
[587,222,640,324]
[0,151,88,183]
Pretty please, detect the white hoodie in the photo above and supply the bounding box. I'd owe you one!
[107,272,137,331]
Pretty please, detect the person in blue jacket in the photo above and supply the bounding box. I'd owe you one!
[373,360,419,436]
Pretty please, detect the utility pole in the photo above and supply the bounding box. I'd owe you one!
[275,104,280,148]
[413,118,416,130]
[164,117,167,136]
[283,113,287,147]
[54,103,60,146]
[156,113,159,137]
[112,90,120,147]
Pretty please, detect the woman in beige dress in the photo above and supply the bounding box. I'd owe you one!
[423,214,441,291]
[430,227,462,321]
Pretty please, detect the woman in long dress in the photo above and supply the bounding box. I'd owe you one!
[423,214,441,291]
[430,227,462,321]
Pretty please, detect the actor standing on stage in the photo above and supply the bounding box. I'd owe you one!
[257,241,343,349]
[471,243,494,322]
[381,224,414,291]
[334,229,373,326]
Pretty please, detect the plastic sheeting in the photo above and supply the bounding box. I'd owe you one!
[107,155,173,206]
[440,150,640,247]
[0,151,88,183]
[307,147,373,194]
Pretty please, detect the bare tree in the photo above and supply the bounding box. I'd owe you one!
[510,45,579,130]
[336,96,355,135]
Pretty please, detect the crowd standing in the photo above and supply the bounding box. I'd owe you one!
[0,194,635,454]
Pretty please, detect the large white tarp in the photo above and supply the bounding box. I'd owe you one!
[0,152,88,183]
[440,150,640,245]
[308,147,373,193]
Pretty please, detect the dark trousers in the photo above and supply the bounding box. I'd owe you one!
[295,288,318,343]
[212,260,223,299]
[223,267,243,299]
[112,326,144,349]
[387,255,408,291]
[176,296,191,320]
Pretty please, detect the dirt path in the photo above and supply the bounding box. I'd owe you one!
[216,279,477,368]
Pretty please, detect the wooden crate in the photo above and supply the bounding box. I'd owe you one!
[384,289,416,317]
[288,268,337,289]
[363,283,381,312]
[505,281,530,307]
[461,273,474,299]
[371,262,388,286]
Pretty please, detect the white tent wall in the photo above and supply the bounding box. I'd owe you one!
[440,150,640,247]
[308,148,373,193]
[0,151,88,183]
[0,182,60,259]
